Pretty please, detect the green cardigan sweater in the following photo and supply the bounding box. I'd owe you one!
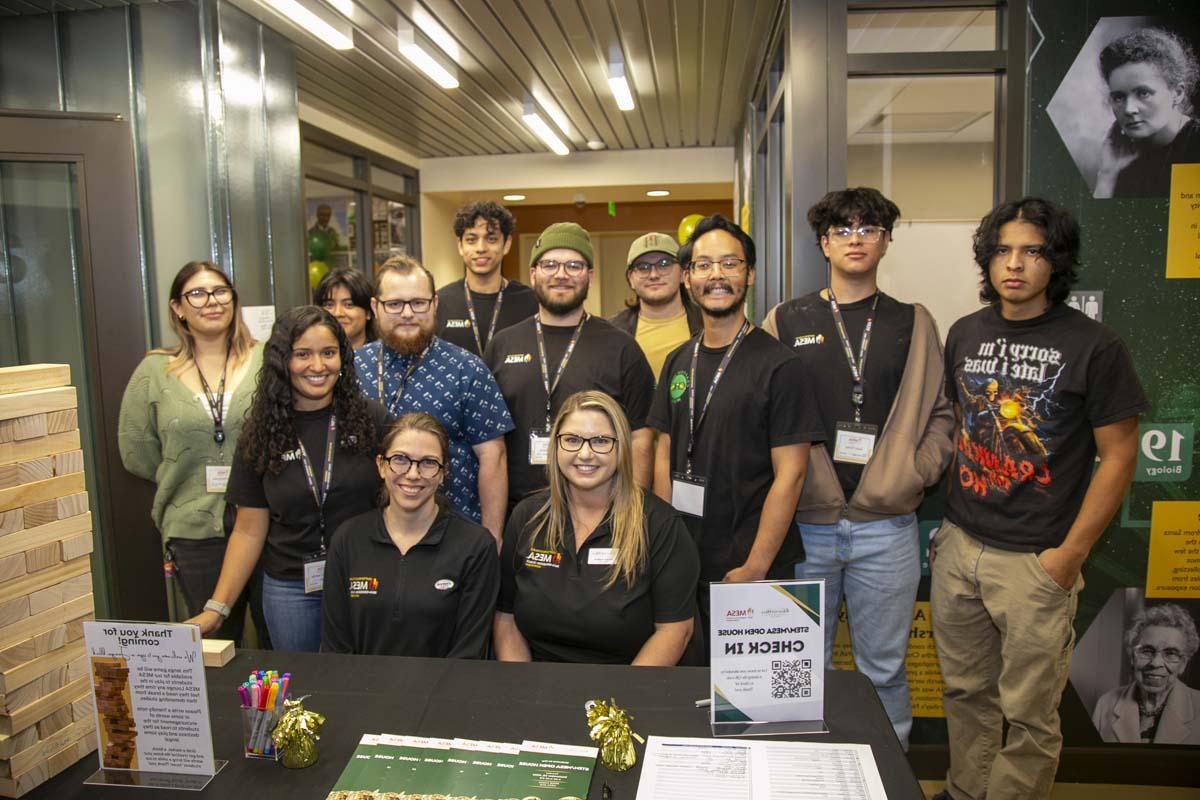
[118,344,263,545]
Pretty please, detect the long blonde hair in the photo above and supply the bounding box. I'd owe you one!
[151,261,256,373]
[528,391,647,589]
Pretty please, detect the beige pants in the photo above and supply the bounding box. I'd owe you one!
[930,520,1082,800]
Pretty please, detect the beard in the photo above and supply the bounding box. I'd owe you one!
[535,280,589,316]
[693,279,746,318]
[383,320,435,356]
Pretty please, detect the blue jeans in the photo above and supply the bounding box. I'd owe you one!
[261,574,323,653]
[797,513,920,747]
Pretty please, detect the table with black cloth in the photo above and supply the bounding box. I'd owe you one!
[29,650,923,799]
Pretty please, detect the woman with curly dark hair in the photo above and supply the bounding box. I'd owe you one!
[186,306,390,651]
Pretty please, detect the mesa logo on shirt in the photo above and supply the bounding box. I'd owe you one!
[444,319,471,329]
[668,370,689,403]
[792,333,825,347]
[524,548,562,569]
[504,353,533,364]
[349,576,379,597]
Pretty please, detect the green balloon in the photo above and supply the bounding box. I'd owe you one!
[307,230,330,261]
[307,260,330,290]
[677,213,705,245]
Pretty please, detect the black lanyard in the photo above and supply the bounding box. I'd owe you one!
[534,313,588,429]
[297,414,337,545]
[686,321,751,475]
[376,342,431,415]
[828,289,879,423]
[196,348,230,445]
[464,279,506,354]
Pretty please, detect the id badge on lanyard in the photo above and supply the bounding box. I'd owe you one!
[832,421,878,464]
[671,472,706,517]
[303,551,326,594]
[529,428,551,465]
[205,465,231,493]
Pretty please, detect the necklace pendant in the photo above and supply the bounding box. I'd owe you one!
[214,428,225,445]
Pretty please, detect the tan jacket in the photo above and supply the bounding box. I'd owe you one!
[764,302,955,523]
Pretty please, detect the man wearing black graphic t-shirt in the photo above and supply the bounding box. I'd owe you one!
[437,201,539,357]
[648,215,823,646]
[932,198,1148,800]
[485,222,655,511]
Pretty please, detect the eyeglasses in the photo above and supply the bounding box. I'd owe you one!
[378,297,433,315]
[535,259,589,276]
[629,257,678,276]
[828,226,887,244]
[382,452,444,478]
[182,286,235,308]
[1134,645,1186,666]
[689,257,747,276]
[556,433,616,454]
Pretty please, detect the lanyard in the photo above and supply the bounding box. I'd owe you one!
[376,342,431,415]
[464,279,506,354]
[297,413,337,545]
[534,312,588,428]
[686,320,751,474]
[196,347,230,445]
[828,289,879,423]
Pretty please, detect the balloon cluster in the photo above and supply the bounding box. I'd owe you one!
[307,229,332,290]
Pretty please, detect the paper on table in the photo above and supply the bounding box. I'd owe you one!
[635,736,888,800]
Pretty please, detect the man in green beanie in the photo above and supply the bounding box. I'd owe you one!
[484,222,656,513]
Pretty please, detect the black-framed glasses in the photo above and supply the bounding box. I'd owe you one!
[535,259,589,276]
[378,297,433,314]
[828,226,887,244]
[1133,645,1185,666]
[182,286,235,308]
[382,452,444,478]
[689,257,747,276]
[556,433,616,454]
[629,257,678,275]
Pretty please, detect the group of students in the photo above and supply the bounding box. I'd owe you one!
[119,190,1149,800]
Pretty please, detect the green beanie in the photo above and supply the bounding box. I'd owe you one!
[530,222,594,267]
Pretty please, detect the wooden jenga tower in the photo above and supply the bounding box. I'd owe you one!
[0,365,98,796]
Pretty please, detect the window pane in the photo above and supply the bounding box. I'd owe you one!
[305,179,357,271]
[302,140,355,178]
[848,9,996,54]
[372,196,410,267]
[370,165,414,196]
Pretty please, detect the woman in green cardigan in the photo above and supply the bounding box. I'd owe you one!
[118,261,262,641]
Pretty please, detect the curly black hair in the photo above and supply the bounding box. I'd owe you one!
[678,214,756,269]
[973,197,1080,306]
[1100,27,1199,116]
[806,187,901,246]
[239,306,376,475]
[453,200,516,240]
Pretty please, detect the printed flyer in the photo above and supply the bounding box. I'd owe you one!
[503,740,597,800]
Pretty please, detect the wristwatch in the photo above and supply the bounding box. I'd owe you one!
[203,599,231,619]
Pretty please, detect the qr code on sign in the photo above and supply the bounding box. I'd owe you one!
[770,659,812,698]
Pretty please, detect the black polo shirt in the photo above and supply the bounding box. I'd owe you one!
[225,401,390,581]
[320,507,499,658]
[497,490,699,664]
[484,315,656,506]
[647,327,824,583]
[436,278,539,357]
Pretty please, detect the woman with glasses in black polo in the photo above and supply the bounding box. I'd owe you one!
[321,413,499,658]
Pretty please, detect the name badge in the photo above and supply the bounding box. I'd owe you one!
[833,421,879,465]
[205,465,231,493]
[671,472,706,517]
[303,554,326,594]
[529,429,551,465]
[588,547,617,565]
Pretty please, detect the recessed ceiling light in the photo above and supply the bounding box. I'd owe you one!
[646,189,670,197]
[503,194,526,202]
[586,140,606,151]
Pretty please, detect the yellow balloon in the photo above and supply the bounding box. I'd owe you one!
[307,260,330,290]
[740,203,751,232]
[677,214,705,245]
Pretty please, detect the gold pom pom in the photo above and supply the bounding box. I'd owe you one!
[585,698,644,772]
[271,696,326,769]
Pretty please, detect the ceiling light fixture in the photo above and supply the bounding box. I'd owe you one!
[324,0,353,18]
[608,60,634,111]
[503,194,526,202]
[646,189,670,197]
[522,103,569,156]
[533,88,572,139]
[397,24,459,89]
[412,7,460,63]
[260,0,352,49]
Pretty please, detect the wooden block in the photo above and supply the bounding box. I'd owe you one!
[0,724,95,797]
[32,627,66,660]
[0,641,85,695]
[0,682,40,715]
[26,573,90,617]
[2,715,91,780]
[65,655,84,684]
[0,417,46,444]
[0,599,27,631]
[58,532,92,563]
[0,512,20,539]
[53,493,87,521]
[18,502,54,531]
[43,409,77,436]
[70,693,92,722]
[0,675,90,735]
[0,556,23,585]
[13,460,52,487]
[34,705,70,739]
[0,467,13,492]
[203,638,236,668]
[0,473,85,515]
[0,514,89,562]
[0,556,90,608]
[50,451,82,477]
[64,614,91,643]
[0,431,80,468]
[0,725,37,760]
[0,387,76,424]
[0,366,70,397]
[23,542,59,575]
[0,594,92,652]
[0,426,8,446]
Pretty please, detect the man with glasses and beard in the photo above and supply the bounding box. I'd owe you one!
[485,223,656,514]
[354,256,513,543]
[649,215,823,653]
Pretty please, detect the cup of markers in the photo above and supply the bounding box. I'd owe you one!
[240,670,290,760]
